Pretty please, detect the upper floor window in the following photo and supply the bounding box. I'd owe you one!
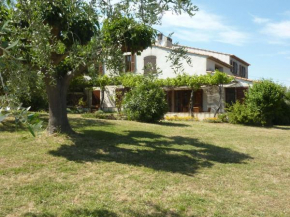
[215,65,223,72]
[125,54,135,72]
[239,65,246,77]
[144,55,157,74]
[231,61,238,74]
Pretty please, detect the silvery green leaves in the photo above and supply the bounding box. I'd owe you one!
[166,43,192,74]
[0,95,43,137]
[0,108,9,123]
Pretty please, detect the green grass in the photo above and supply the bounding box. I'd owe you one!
[1,114,290,217]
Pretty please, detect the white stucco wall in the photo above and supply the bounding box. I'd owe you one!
[206,59,232,75]
[135,46,208,78]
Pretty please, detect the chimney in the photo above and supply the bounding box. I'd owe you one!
[156,33,172,48]
[166,37,172,48]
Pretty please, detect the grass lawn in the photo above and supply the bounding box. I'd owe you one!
[1,114,290,217]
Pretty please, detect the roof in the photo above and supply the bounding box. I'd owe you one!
[174,44,250,66]
[230,55,250,66]
[175,44,232,56]
[153,44,232,69]
[207,56,232,68]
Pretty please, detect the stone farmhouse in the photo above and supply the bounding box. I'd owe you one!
[89,34,253,119]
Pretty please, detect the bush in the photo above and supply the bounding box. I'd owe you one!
[227,101,255,125]
[272,101,290,125]
[122,80,168,123]
[228,80,290,126]
[217,113,228,123]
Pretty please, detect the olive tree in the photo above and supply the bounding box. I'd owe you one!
[1,0,198,134]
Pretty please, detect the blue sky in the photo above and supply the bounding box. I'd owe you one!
[156,0,290,87]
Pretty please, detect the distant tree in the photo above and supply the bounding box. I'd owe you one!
[228,80,289,126]
[246,80,286,125]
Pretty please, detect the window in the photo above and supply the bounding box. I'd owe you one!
[215,65,223,72]
[125,55,135,72]
[226,87,248,106]
[240,65,246,77]
[144,55,157,74]
[232,61,238,74]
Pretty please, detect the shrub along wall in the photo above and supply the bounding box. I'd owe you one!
[227,80,290,126]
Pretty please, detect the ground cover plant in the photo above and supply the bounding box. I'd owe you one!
[1,114,290,216]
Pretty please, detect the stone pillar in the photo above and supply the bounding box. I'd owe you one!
[171,90,175,112]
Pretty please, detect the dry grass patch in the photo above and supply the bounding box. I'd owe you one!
[0,114,290,216]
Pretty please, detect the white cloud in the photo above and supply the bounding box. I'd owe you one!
[158,10,249,46]
[217,30,249,46]
[252,15,290,44]
[262,21,290,39]
[252,15,270,24]
[281,11,290,17]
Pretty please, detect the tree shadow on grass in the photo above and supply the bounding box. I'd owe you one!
[24,208,117,217]
[0,119,27,133]
[155,121,191,128]
[272,125,290,130]
[49,125,253,176]
[69,117,115,129]
[23,205,180,217]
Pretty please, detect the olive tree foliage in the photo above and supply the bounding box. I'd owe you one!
[1,0,198,134]
[0,1,42,136]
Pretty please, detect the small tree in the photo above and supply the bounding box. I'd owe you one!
[246,80,286,126]
[228,80,289,126]
[123,79,168,123]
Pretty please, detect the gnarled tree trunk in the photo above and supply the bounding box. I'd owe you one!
[45,74,73,134]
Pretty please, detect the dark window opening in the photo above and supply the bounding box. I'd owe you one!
[232,61,238,74]
[240,65,246,77]
[215,65,223,72]
[165,89,203,112]
[225,87,248,107]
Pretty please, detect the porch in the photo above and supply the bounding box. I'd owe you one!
[165,88,207,113]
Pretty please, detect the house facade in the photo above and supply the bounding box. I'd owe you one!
[91,34,253,118]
